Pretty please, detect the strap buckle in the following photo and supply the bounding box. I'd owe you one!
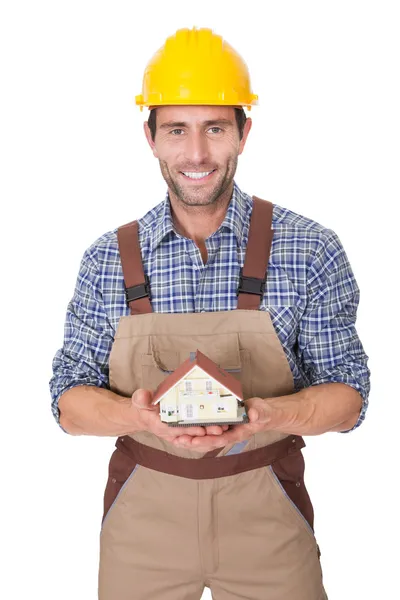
[237,268,266,297]
[125,274,151,304]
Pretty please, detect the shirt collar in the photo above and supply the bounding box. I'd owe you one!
[150,180,249,252]
[149,192,176,252]
[220,181,248,246]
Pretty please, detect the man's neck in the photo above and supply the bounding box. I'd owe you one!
[168,184,233,245]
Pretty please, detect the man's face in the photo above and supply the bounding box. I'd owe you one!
[144,105,252,207]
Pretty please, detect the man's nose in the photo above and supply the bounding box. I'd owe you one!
[184,132,210,164]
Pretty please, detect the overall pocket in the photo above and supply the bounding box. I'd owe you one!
[140,333,253,399]
[141,351,180,391]
[269,450,315,535]
[102,446,139,528]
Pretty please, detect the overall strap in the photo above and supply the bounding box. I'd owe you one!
[117,220,153,315]
[237,196,274,310]
[117,195,273,315]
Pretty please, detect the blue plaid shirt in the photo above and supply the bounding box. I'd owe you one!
[49,182,370,432]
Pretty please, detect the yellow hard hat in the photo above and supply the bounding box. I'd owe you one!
[135,27,258,110]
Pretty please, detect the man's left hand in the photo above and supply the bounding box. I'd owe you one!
[172,397,281,452]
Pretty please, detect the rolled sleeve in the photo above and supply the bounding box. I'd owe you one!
[297,230,371,432]
[49,248,114,431]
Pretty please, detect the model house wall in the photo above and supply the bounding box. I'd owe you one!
[159,367,239,423]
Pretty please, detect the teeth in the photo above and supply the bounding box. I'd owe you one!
[182,171,213,179]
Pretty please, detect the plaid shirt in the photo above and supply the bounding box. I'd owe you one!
[49,182,370,432]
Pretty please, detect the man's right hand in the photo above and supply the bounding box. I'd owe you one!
[130,388,229,442]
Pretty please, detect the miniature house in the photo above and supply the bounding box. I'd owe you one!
[152,350,249,427]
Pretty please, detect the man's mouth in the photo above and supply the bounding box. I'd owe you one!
[180,169,216,181]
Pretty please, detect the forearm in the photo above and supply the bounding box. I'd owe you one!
[265,382,363,436]
[58,385,141,437]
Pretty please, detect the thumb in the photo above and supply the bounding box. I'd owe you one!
[248,406,260,422]
[248,400,271,424]
[132,388,156,410]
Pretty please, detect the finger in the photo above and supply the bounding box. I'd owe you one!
[188,435,227,450]
[173,426,206,437]
[209,423,255,445]
[171,426,203,436]
[172,435,193,446]
[156,422,206,438]
[204,425,226,435]
[132,389,156,409]
[247,407,259,422]
[248,404,271,425]
[174,437,212,450]
[173,435,204,448]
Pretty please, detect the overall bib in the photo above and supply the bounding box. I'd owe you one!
[98,198,328,600]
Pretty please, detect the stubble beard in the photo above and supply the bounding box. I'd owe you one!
[159,156,238,208]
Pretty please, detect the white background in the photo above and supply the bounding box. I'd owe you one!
[1,1,399,599]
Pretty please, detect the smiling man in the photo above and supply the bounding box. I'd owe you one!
[50,27,370,600]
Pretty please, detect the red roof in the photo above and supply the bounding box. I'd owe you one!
[152,349,244,405]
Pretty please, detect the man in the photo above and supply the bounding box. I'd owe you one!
[50,27,370,600]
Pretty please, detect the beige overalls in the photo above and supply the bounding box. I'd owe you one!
[98,197,328,599]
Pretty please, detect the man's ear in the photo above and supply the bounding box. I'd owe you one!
[238,117,252,155]
[143,121,159,158]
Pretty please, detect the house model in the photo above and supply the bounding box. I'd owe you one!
[152,350,249,427]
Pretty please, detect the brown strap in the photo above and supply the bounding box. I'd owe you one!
[115,434,305,480]
[237,196,274,310]
[117,220,153,315]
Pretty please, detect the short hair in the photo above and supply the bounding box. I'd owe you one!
[147,107,247,141]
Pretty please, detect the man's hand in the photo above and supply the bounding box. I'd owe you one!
[169,382,364,450]
[170,397,278,452]
[130,389,229,443]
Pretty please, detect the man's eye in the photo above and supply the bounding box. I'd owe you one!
[171,129,184,135]
[209,127,222,134]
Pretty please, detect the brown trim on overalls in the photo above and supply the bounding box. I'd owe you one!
[109,195,315,532]
[115,432,305,479]
[103,435,315,532]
